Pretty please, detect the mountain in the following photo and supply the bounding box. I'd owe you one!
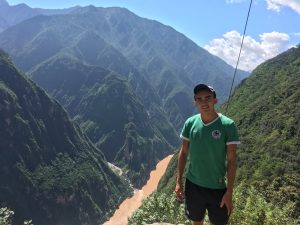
[29,53,176,187]
[223,45,300,183]
[0,49,131,225]
[0,6,248,130]
[0,0,77,32]
[0,6,249,189]
[129,45,300,224]
[0,7,184,188]
[220,45,300,222]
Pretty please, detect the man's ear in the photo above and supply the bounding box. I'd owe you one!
[193,97,197,106]
[214,98,218,104]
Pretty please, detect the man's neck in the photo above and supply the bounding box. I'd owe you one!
[201,111,219,124]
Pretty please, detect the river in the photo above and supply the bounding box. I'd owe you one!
[103,154,173,225]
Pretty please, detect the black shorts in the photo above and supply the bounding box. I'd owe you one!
[185,179,229,225]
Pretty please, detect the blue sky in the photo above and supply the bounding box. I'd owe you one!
[5,0,300,71]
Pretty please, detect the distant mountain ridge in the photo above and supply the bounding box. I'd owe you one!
[0,5,248,127]
[0,5,248,188]
[0,0,77,32]
[0,49,131,225]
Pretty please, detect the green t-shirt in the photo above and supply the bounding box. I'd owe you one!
[180,113,240,189]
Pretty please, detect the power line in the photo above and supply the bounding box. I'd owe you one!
[225,0,253,114]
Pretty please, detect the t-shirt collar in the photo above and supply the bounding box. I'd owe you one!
[200,113,222,126]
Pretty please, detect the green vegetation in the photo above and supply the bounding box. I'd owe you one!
[221,46,300,221]
[29,54,176,187]
[230,181,299,225]
[0,208,33,225]
[129,182,299,225]
[0,50,131,225]
[128,192,190,225]
[130,46,300,224]
[0,208,14,225]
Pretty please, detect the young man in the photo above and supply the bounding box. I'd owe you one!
[175,84,240,225]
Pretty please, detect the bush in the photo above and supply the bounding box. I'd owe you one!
[0,208,33,225]
[128,192,190,225]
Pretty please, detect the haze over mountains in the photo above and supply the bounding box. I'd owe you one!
[0,0,76,32]
[0,2,248,188]
[0,2,248,116]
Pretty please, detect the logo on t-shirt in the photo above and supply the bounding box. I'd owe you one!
[212,130,221,139]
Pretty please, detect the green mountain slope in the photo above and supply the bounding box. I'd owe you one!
[130,45,300,224]
[0,49,131,225]
[223,45,300,183]
[220,45,300,222]
[29,53,175,187]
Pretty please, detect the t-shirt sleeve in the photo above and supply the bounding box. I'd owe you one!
[180,119,190,141]
[226,122,240,145]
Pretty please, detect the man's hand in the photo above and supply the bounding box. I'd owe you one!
[175,182,185,201]
[220,190,233,215]
[175,140,189,202]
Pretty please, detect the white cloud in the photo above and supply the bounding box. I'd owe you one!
[204,30,290,71]
[266,0,300,14]
[225,0,300,14]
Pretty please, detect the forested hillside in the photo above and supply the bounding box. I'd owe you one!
[129,45,300,225]
[0,49,131,225]
[30,54,176,187]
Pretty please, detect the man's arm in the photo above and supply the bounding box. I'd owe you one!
[226,144,237,192]
[220,144,237,215]
[175,139,189,200]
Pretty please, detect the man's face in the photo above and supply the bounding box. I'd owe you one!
[194,90,217,114]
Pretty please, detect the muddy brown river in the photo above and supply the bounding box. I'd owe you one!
[103,154,173,225]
